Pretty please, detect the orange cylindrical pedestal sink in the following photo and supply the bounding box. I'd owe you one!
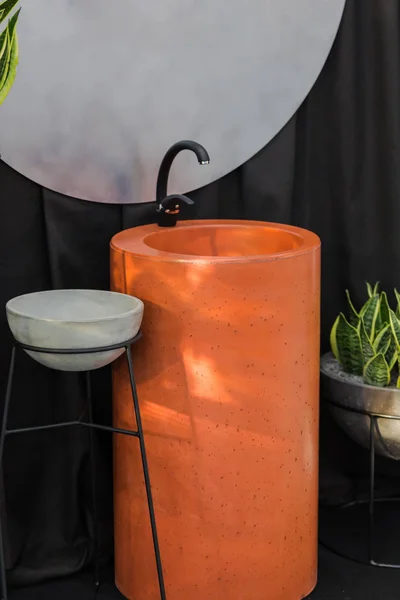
[110,220,321,600]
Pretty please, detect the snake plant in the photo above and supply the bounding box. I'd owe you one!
[0,0,21,106]
[330,282,400,388]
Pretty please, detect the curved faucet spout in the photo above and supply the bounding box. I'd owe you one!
[156,140,210,205]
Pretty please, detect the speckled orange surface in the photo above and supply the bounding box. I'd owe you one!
[110,220,321,600]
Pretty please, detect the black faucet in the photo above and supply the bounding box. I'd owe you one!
[156,140,210,227]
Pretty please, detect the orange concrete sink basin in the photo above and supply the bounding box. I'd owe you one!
[111,219,312,261]
[110,220,321,600]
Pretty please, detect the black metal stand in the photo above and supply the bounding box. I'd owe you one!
[320,399,400,569]
[0,333,167,600]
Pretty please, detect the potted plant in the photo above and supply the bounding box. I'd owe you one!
[0,0,21,105]
[320,282,400,459]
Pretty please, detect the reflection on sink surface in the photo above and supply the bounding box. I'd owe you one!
[144,222,304,257]
[110,219,318,261]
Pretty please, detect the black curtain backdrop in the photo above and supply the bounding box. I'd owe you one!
[1,0,400,588]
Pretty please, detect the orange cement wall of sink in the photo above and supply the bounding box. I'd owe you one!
[110,220,321,600]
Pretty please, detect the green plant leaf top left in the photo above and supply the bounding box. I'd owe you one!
[0,0,21,106]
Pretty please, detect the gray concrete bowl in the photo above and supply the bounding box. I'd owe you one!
[321,352,400,461]
[6,290,144,372]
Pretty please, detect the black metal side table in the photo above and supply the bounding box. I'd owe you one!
[319,398,400,569]
[0,334,167,600]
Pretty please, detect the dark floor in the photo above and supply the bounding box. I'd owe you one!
[8,499,400,600]
[7,546,400,600]
[308,547,400,600]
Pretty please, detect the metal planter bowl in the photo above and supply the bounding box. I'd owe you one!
[321,352,400,460]
[6,290,144,372]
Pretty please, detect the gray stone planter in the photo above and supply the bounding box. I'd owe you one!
[321,352,400,460]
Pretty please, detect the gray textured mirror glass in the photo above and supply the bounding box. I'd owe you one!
[0,0,345,203]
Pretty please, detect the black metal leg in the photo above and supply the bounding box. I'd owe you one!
[0,347,16,600]
[86,372,100,591]
[125,345,167,600]
[368,416,376,566]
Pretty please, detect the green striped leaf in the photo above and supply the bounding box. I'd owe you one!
[366,282,379,298]
[394,288,400,319]
[0,0,20,25]
[0,26,10,91]
[388,341,398,372]
[345,289,360,327]
[0,8,19,106]
[385,351,399,372]
[389,309,400,345]
[364,353,390,387]
[359,320,375,365]
[330,315,340,360]
[379,291,391,327]
[375,311,383,335]
[380,335,392,356]
[332,313,363,375]
[0,27,7,61]
[373,323,392,355]
[360,294,380,341]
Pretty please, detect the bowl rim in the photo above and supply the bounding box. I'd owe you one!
[6,289,144,324]
[320,351,400,395]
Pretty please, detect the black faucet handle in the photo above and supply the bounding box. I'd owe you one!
[159,194,194,211]
[157,194,195,227]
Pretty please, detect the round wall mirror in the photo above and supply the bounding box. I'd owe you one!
[0,0,345,203]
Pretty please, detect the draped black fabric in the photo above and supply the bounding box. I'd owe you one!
[2,0,400,591]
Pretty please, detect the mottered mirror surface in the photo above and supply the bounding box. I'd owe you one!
[0,0,345,203]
